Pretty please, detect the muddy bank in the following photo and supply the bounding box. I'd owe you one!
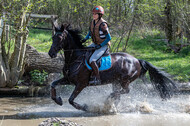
[1,114,190,126]
[0,81,189,97]
[0,85,50,97]
[0,73,63,97]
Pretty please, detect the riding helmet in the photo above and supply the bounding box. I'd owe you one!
[92,6,104,15]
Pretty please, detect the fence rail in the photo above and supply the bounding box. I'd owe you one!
[0,13,58,39]
[29,14,58,19]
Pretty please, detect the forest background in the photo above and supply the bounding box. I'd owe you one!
[0,0,190,88]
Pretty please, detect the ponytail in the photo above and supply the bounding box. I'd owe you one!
[98,14,103,20]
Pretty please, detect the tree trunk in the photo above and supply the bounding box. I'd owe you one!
[165,0,174,43]
[25,44,64,73]
[0,17,10,88]
[0,0,31,88]
[123,0,140,52]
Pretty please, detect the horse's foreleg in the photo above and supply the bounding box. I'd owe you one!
[51,78,68,106]
[68,86,87,111]
[51,88,63,105]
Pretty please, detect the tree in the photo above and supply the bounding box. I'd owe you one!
[0,0,45,88]
[163,0,190,52]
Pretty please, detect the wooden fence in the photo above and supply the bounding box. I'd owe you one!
[0,14,58,41]
[0,18,3,38]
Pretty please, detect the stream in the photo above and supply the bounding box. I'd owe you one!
[1,82,190,126]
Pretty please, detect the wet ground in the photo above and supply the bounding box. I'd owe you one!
[1,82,190,126]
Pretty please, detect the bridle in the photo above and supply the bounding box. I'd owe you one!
[55,30,95,52]
[53,30,68,51]
[53,29,95,83]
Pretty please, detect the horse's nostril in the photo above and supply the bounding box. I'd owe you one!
[49,53,57,58]
[48,52,52,57]
[48,52,54,58]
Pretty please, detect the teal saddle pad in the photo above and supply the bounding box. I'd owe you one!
[85,55,112,71]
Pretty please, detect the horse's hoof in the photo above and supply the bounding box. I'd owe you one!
[55,97,63,106]
[83,104,88,111]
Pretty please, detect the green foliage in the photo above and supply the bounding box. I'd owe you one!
[53,122,61,126]
[0,0,49,87]
[28,28,52,52]
[179,46,190,57]
[29,70,48,85]
[125,28,190,82]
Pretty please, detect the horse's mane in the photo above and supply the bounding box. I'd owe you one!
[66,26,84,49]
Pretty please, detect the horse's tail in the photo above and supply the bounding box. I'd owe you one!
[138,59,178,99]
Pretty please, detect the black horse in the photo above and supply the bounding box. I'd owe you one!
[48,23,177,111]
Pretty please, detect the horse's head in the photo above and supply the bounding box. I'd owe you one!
[48,23,70,58]
[49,20,84,58]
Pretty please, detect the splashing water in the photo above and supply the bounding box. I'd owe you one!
[2,81,190,126]
[19,82,190,115]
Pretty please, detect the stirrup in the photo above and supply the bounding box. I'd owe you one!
[89,77,101,85]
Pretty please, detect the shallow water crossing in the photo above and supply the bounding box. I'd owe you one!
[1,83,190,126]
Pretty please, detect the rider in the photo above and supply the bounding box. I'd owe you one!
[81,6,111,85]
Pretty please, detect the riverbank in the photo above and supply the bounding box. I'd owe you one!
[2,114,190,126]
[0,85,50,97]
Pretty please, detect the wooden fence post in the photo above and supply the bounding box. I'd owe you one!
[5,25,9,41]
[51,15,58,36]
[0,18,3,38]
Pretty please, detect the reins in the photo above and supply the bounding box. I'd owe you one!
[59,47,95,84]
[59,48,90,84]
[56,29,96,52]
[60,47,95,52]
[54,29,97,83]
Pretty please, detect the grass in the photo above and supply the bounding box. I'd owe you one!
[130,38,190,82]
[27,28,190,82]
[27,28,52,52]
[123,29,190,82]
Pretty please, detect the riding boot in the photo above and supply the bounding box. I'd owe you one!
[89,61,101,85]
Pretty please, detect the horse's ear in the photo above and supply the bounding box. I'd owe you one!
[60,24,65,31]
[66,24,71,30]
[51,16,59,34]
[60,23,70,31]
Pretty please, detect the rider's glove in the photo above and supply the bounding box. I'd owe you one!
[81,38,87,43]
[95,44,101,49]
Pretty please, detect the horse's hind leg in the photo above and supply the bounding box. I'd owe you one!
[109,82,130,102]
[120,72,141,95]
[110,83,122,101]
[120,84,130,94]
[105,83,122,112]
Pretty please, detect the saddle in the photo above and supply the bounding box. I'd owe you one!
[85,48,112,71]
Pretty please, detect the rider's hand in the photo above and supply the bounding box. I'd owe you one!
[95,44,101,49]
[81,38,87,43]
